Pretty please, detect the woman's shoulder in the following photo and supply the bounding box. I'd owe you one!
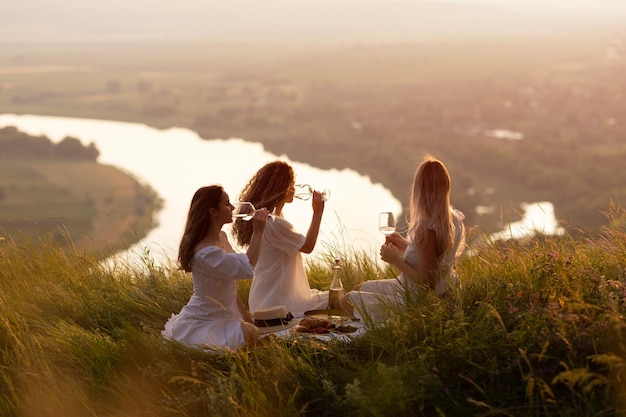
[194,245,223,258]
[266,216,298,233]
[450,206,465,221]
[270,215,293,226]
[193,245,249,267]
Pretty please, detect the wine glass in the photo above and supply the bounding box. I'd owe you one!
[320,188,331,202]
[294,184,331,202]
[293,184,312,200]
[233,202,275,221]
[378,212,396,236]
[232,202,256,221]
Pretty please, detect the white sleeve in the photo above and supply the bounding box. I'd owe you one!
[452,209,466,258]
[263,217,306,257]
[194,247,254,280]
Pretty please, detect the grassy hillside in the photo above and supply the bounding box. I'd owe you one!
[1,204,626,416]
[1,34,625,236]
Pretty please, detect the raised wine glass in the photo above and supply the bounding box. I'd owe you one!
[232,202,256,221]
[294,184,330,202]
[378,212,396,236]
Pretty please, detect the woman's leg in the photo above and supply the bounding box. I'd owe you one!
[342,279,404,322]
[241,321,260,344]
[339,282,363,315]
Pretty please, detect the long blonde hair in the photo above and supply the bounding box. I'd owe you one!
[232,161,295,246]
[408,154,454,254]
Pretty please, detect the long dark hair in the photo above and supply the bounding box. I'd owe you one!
[232,161,294,246]
[178,185,224,272]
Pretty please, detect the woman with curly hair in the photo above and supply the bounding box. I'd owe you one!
[233,161,329,316]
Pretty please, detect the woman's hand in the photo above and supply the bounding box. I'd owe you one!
[311,190,325,214]
[251,207,269,233]
[247,208,269,266]
[385,232,408,251]
[300,191,324,254]
[237,297,254,323]
[380,242,403,265]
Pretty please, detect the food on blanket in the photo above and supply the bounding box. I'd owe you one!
[296,317,359,334]
[335,325,358,333]
[299,317,331,328]
[296,317,334,333]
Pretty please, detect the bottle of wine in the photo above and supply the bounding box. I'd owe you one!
[328,258,344,310]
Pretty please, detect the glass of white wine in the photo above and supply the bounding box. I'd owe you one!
[294,184,331,202]
[232,202,256,221]
[378,212,396,236]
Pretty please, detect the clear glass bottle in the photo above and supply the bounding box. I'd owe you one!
[328,258,344,311]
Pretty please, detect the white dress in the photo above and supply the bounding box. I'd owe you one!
[346,208,466,322]
[162,246,254,350]
[248,216,328,316]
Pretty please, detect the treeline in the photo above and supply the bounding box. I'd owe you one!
[0,126,99,161]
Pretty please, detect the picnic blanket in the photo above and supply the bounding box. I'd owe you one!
[260,311,366,342]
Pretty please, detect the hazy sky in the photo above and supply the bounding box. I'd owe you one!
[442,0,626,14]
[2,0,625,43]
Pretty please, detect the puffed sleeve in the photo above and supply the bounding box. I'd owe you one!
[193,247,254,280]
[452,209,466,258]
[263,217,306,256]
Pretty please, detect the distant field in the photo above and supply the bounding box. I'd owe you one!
[0,160,160,256]
[266,36,607,85]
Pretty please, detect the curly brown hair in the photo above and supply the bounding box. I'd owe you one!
[232,161,294,246]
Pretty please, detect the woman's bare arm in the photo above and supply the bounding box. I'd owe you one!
[299,191,325,254]
[380,229,439,289]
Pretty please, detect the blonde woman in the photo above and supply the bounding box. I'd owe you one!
[233,161,328,316]
[341,154,466,321]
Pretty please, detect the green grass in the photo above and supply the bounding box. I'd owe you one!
[2,203,626,416]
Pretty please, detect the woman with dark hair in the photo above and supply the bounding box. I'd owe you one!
[341,154,466,321]
[162,185,269,350]
[233,161,328,316]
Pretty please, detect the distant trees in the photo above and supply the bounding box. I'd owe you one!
[0,127,53,157]
[105,80,122,94]
[0,127,99,161]
[137,80,152,93]
[55,137,100,160]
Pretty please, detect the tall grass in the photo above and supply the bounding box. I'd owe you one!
[1,205,626,416]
